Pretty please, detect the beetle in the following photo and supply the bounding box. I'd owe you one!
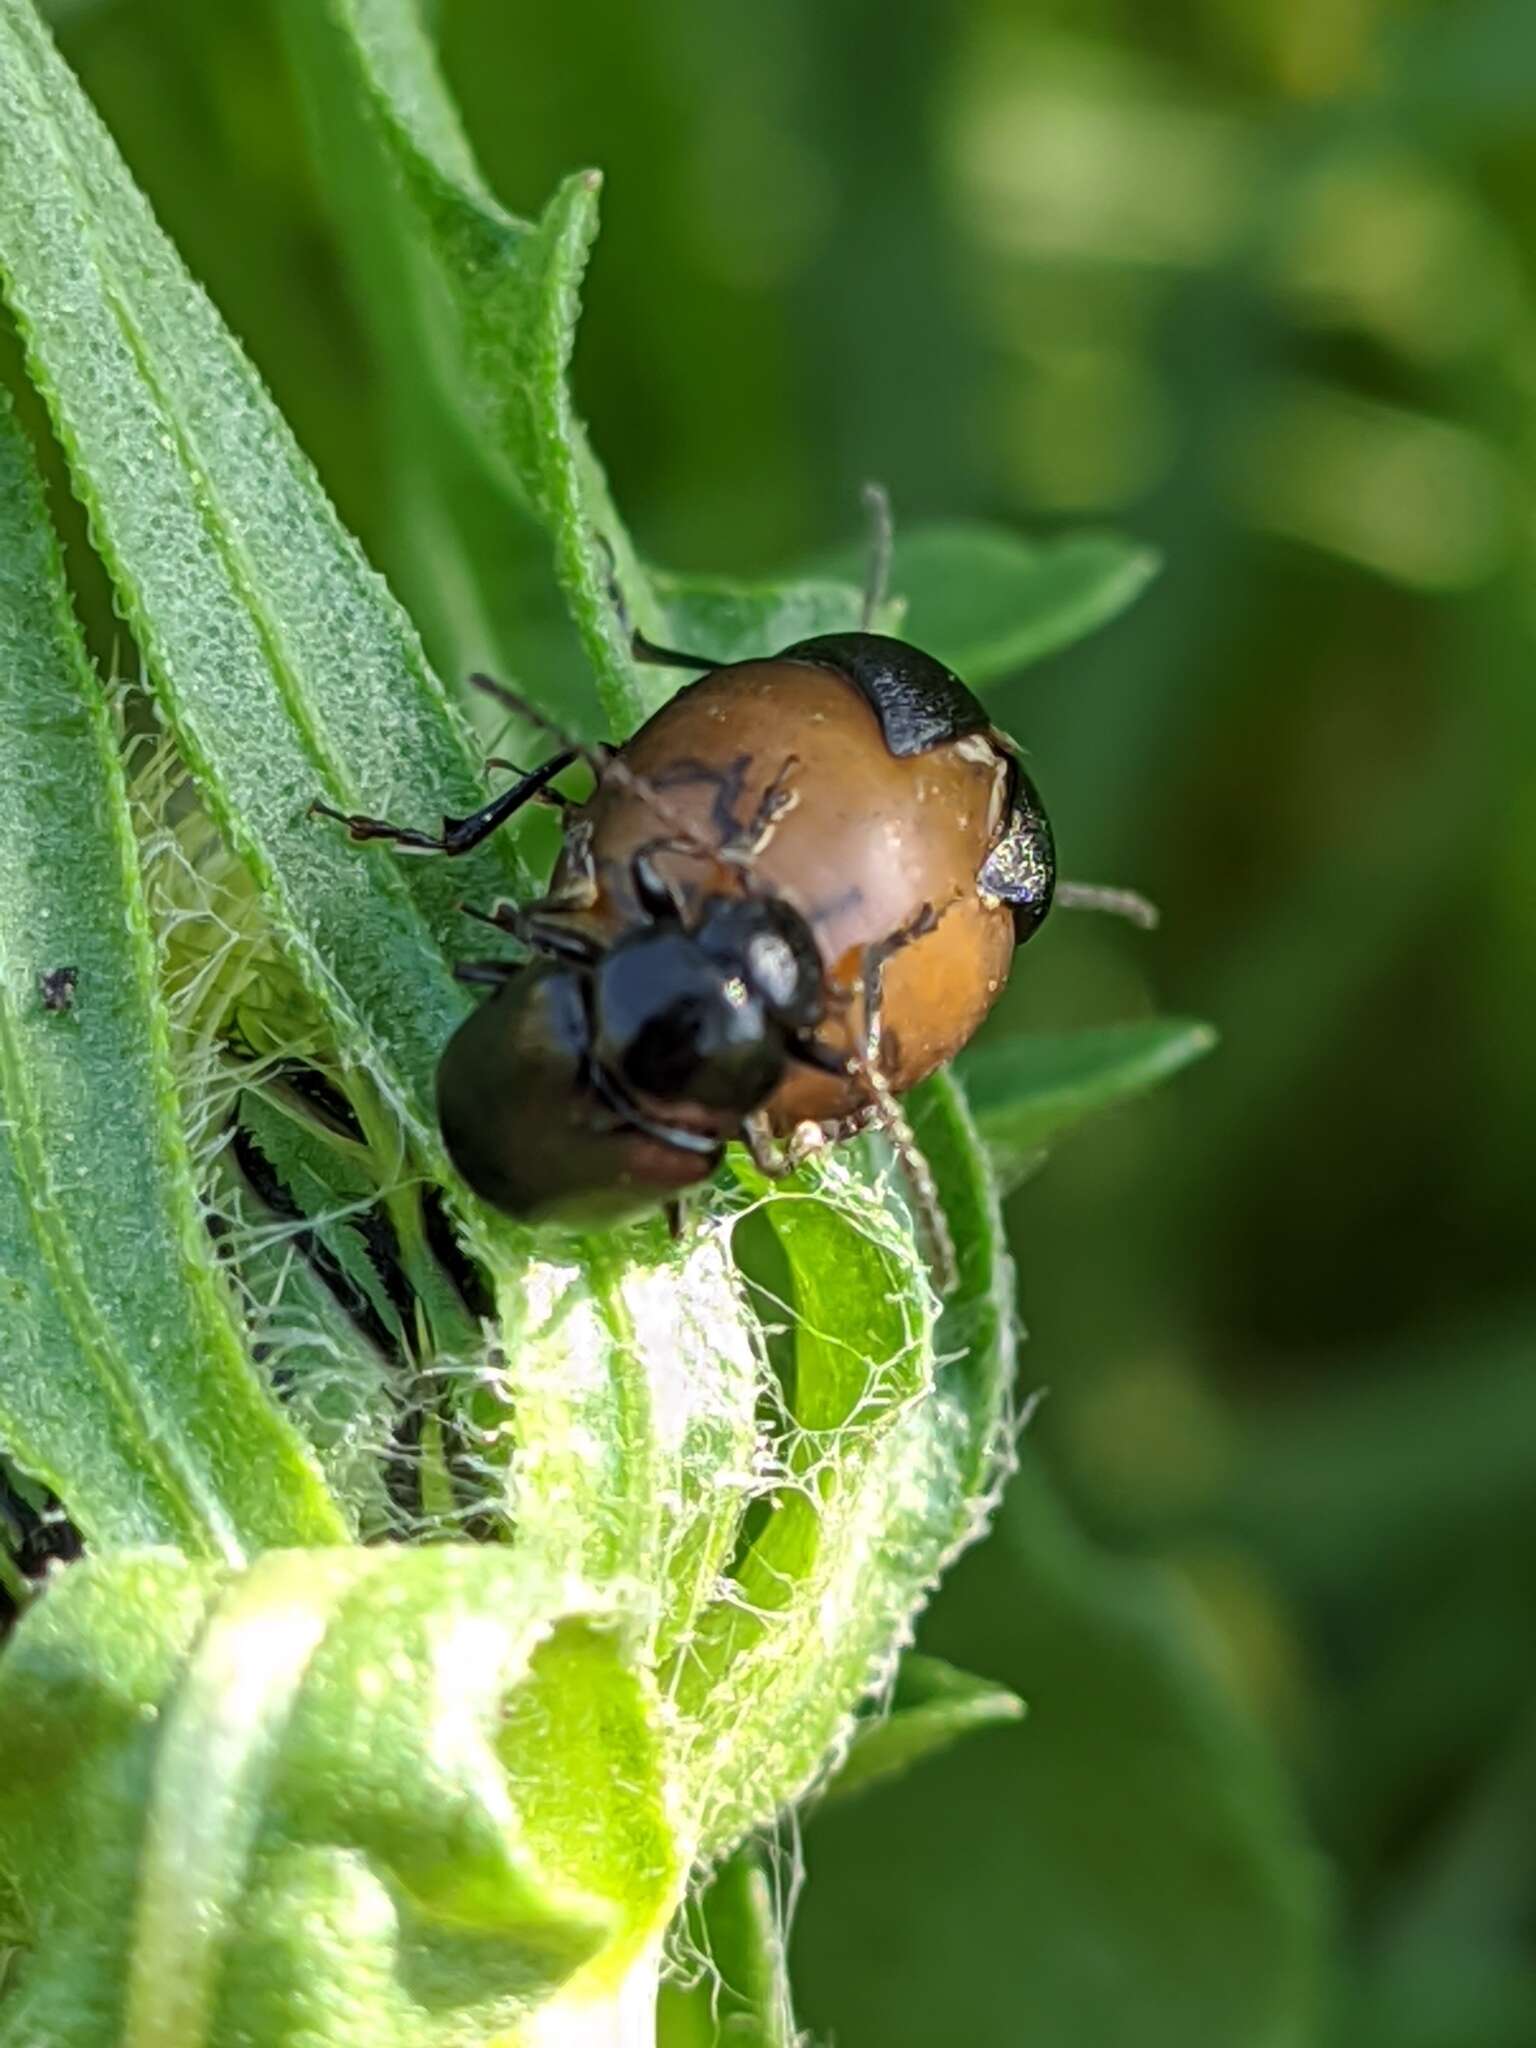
[315,494,1138,1268]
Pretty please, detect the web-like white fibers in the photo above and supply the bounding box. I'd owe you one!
[124,695,1013,2027]
[127,701,509,1543]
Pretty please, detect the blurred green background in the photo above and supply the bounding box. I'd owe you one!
[20,1,1536,2042]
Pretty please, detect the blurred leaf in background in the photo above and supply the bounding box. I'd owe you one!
[17,0,1536,2042]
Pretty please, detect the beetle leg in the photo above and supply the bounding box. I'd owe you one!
[485,757,571,812]
[731,754,800,856]
[788,1032,856,1079]
[468,671,617,777]
[648,750,800,862]
[452,958,521,988]
[311,749,578,858]
[458,899,605,968]
[470,672,735,871]
[847,1049,957,1296]
[742,1110,828,1179]
[652,754,751,846]
[458,898,603,965]
[629,844,690,925]
[630,629,718,671]
[847,916,958,1294]
[860,901,939,1067]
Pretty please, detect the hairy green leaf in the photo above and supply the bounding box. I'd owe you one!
[492,1224,763,1645]
[0,1546,681,2047]
[658,1849,798,2048]
[281,0,660,735]
[0,0,522,1149]
[671,1073,1017,1859]
[673,1159,938,1854]
[0,392,344,1558]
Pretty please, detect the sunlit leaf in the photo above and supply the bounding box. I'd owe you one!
[280,0,660,734]
[658,1848,798,2048]
[0,1546,680,2047]
[0,391,345,1559]
[0,0,520,1149]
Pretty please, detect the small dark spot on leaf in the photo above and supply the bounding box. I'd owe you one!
[37,966,78,1014]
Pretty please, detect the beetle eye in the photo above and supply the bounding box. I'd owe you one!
[692,894,824,1032]
[744,930,799,1009]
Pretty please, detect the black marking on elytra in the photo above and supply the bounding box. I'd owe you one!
[976,761,1056,939]
[778,632,990,757]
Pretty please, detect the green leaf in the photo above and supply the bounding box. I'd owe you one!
[796,1057,1326,2048]
[649,571,867,666]
[960,1019,1218,1192]
[279,0,659,736]
[657,1848,798,2048]
[670,1071,1020,1860]
[827,1653,1024,1803]
[0,0,520,1149]
[0,1546,681,2047]
[0,390,345,1559]
[821,521,1159,686]
[490,1223,764,1649]
[673,1157,941,1855]
[798,1476,1329,2048]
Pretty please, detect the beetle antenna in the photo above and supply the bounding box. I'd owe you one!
[859,481,895,631]
[1053,880,1160,930]
[468,673,608,778]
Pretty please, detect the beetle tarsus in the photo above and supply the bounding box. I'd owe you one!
[743,1111,827,1179]
[309,750,577,859]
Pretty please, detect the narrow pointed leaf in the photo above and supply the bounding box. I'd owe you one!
[961,1019,1218,1191]
[0,0,524,1145]
[282,0,658,734]
[816,521,1158,684]
[0,393,345,1558]
[658,1849,798,2048]
[648,571,868,666]
[828,1654,1025,1803]
[892,523,1160,686]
